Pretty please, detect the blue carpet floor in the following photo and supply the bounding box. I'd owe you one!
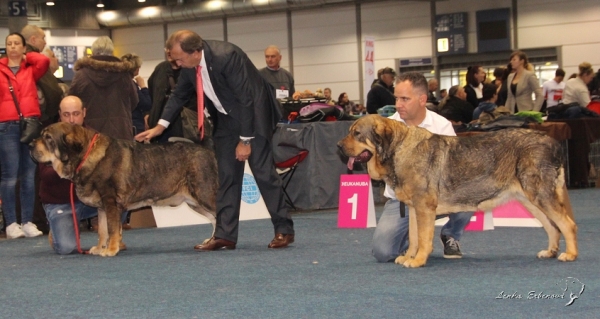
[1,189,599,319]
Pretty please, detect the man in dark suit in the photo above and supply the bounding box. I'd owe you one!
[135,30,295,250]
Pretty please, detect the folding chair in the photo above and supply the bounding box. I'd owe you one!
[275,150,309,210]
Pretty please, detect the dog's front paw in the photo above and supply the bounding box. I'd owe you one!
[557,252,577,262]
[403,255,426,268]
[394,255,410,265]
[99,248,119,257]
[88,246,102,255]
[536,249,558,259]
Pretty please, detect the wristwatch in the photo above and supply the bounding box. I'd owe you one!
[240,139,251,146]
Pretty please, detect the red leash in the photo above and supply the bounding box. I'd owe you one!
[70,133,99,254]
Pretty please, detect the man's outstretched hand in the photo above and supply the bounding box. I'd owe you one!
[135,125,166,143]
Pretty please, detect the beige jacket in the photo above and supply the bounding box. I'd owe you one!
[505,70,543,113]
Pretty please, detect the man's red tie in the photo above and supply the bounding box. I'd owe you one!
[196,65,205,140]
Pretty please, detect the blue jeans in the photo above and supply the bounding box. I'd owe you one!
[44,202,129,255]
[44,202,98,255]
[0,121,37,226]
[372,199,474,262]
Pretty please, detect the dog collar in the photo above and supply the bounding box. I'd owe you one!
[76,133,99,173]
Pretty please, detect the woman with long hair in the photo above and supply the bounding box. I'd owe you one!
[464,65,486,109]
[504,50,543,113]
[0,32,49,238]
[563,62,595,107]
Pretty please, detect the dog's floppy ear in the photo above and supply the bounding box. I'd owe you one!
[372,118,395,163]
[56,131,71,162]
[52,124,84,162]
[63,125,85,155]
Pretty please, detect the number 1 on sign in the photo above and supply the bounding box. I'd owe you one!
[347,193,358,219]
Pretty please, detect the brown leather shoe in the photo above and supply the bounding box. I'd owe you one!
[194,237,236,251]
[268,233,295,249]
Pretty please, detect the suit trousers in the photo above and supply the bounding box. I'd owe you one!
[212,111,294,243]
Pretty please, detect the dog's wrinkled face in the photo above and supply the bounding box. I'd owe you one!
[30,122,86,179]
[338,115,399,170]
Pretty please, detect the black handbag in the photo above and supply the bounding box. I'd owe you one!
[180,106,213,143]
[7,76,43,144]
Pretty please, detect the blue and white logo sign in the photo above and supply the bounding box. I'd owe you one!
[241,173,260,204]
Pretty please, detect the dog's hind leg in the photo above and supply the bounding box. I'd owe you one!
[553,181,578,261]
[520,169,578,261]
[519,199,561,259]
[89,209,109,256]
[187,201,217,244]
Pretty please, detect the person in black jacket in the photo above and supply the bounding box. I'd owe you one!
[438,85,474,124]
[366,67,396,114]
[136,30,295,251]
[145,51,199,143]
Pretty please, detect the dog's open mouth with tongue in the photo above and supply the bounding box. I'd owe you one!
[347,150,373,170]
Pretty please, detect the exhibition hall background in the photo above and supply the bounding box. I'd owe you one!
[0,0,598,104]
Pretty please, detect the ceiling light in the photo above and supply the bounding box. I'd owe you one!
[97,0,105,8]
[46,1,55,5]
[138,0,146,2]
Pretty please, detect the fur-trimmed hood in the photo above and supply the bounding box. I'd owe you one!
[73,55,135,89]
[74,55,135,73]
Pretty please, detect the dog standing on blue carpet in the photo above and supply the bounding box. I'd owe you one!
[338,114,578,268]
[31,122,218,256]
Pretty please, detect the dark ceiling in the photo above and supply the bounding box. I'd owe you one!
[33,0,185,11]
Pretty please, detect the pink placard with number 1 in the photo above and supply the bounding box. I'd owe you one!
[338,174,377,228]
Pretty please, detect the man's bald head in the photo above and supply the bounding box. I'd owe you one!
[264,45,282,70]
[59,96,86,125]
[21,25,46,52]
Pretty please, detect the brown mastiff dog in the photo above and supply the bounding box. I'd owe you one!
[338,115,578,268]
[31,122,218,257]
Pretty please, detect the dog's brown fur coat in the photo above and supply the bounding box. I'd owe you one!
[338,115,578,268]
[31,122,218,256]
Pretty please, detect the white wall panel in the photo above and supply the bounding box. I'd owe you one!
[112,25,166,80]
[518,21,600,49]
[373,37,432,61]
[361,1,431,62]
[293,42,358,65]
[228,13,288,71]
[0,28,9,41]
[294,62,359,85]
[518,0,600,27]
[167,19,224,41]
[561,43,600,76]
[46,29,110,47]
[517,0,600,71]
[112,25,164,58]
[292,5,359,100]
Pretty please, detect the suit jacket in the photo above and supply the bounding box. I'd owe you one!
[505,70,543,113]
[161,40,282,139]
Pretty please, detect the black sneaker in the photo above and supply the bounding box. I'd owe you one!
[440,234,463,259]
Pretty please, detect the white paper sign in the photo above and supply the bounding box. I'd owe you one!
[153,161,270,228]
